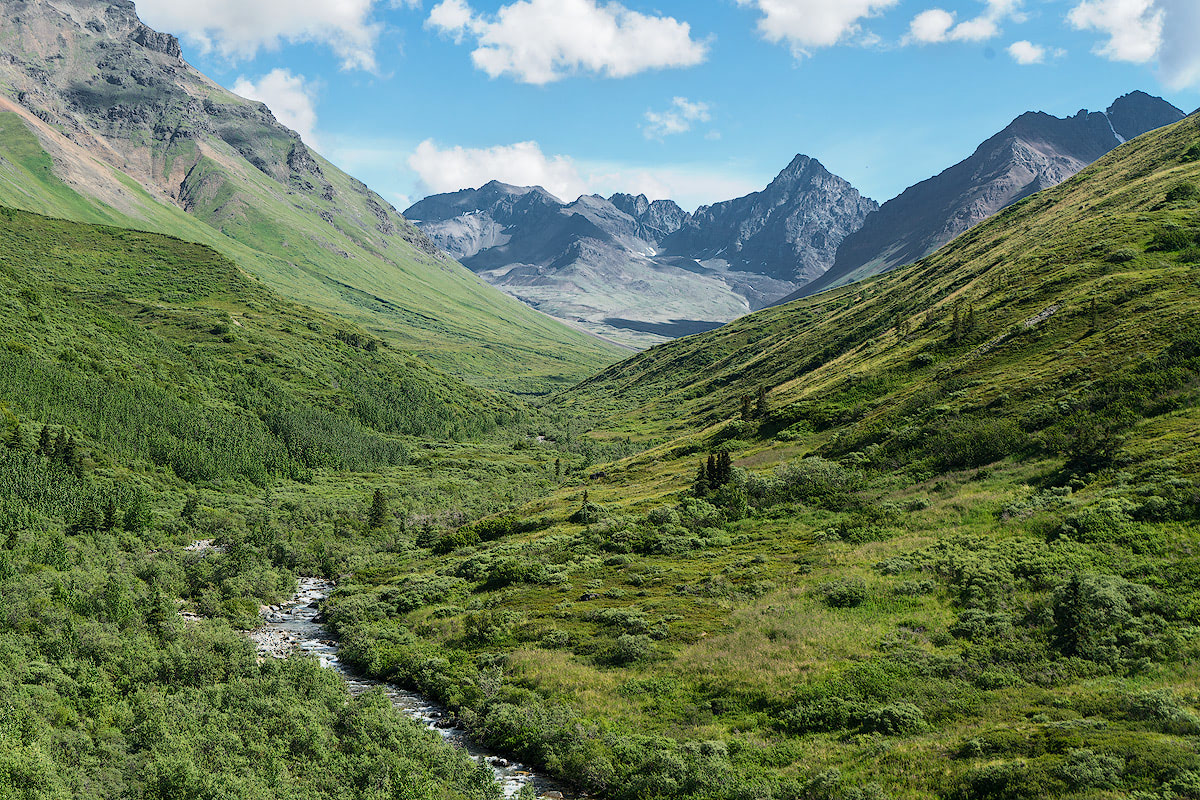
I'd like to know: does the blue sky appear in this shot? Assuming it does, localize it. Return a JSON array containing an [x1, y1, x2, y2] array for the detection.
[[135, 0, 1199, 212]]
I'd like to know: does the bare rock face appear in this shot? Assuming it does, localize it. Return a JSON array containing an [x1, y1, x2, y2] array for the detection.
[[795, 91, 1185, 299], [132, 22, 181, 58], [659, 155, 878, 285]]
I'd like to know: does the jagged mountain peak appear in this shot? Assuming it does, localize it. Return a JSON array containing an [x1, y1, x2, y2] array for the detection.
[[795, 90, 1186, 299]]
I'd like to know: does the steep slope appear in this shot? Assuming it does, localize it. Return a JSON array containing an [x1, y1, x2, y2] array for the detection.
[[407, 183, 754, 347], [0, 0, 621, 391], [322, 113, 1200, 799], [659, 153, 878, 286], [794, 91, 1185, 298]]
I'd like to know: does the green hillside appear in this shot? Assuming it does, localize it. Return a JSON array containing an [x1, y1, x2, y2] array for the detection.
[[309, 114, 1200, 799], [0, 0, 622, 392], [0, 203, 586, 799]]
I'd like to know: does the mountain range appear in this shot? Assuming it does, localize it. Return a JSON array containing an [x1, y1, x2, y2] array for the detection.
[[406, 156, 876, 345], [410, 91, 1183, 338]]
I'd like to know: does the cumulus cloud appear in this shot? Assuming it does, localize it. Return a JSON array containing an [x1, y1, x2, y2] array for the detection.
[[643, 97, 712, 140], [1067, 0, 1162, 63], [735, 0, 899, 56], [905, 0, 1024, 44], [407, 139, 761, 211], [135, 0, 382, 71], [1007, 40, 1046, 63], [232, 70, 321, 146], [425, 0, 708, 84], [1068, 0, 1199, 87], [409, 140, 588, 201]]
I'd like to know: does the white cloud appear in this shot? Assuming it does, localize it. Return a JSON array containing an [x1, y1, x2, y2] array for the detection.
[[1156, 0, 1200, 89], [232, 70, 321, 147], [643, 97, 712, 140], [135, 0, 383, 70], [1068, 0, 1200, 87], [425, 0, 708, 84], [735, 0, 899, 57], [1007, 40, 1045, 63], [409, 140, 589, 201], [1067, 0, 1162, 63], [907, 9, 955, 42], [407, 139, 762, 211], [905, 0, 1024, 44]]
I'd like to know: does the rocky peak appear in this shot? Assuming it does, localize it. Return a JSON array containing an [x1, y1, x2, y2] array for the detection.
[[1106, 90, 1186, 142], [609, 192, 650, 218]]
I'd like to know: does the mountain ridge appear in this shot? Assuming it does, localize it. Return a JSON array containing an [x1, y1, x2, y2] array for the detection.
[[791, 89, 1185, 299]]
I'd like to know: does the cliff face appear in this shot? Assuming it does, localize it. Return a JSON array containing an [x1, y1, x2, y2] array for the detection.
[[795, 91, 1186, 298]]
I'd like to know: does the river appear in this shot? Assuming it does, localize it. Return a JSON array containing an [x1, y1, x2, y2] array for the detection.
[[249, 577, 576, 800]]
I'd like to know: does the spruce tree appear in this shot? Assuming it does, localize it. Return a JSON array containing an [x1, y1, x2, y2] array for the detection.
[[37, 425, 52, 456], [741, 395, 753, 422], [368, 489, 389, 529], [755, 387, 769, 420], [181, 495, 199, 524], [718, 451, 733, 487], [693, 460, 710, 497], [102, 497, 119, 531]]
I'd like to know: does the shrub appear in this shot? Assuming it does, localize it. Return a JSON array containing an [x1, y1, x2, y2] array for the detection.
[[859, 703, 925, 735], [1057, 748, 1124, 790], [612, 633, 652, 664], [819, 579, 869, 608], [1052, 573, 1160, 669], [1106, 245, 1140, 263], [1149, 227, 1196, 252], [1166, 182, 1199, 202]]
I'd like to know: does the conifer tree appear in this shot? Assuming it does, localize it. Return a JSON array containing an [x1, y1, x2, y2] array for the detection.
[[368, 489, 389, 529], [37, 425, 52, 456], [181, 495, 199, 524], [554, 458, 562, 480], [741, 395, 753, 422], [693, 460, 710, 497], [102, 497, 119, 531], [755, 387, 769, 420]]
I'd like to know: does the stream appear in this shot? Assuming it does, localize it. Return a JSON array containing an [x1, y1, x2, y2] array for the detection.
[[249, 577, 576, 800]]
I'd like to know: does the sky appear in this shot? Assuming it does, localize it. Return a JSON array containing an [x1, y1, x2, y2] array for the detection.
[[133, 0, 1200, 213]]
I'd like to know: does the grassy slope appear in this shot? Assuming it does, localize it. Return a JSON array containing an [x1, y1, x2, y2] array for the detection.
[[0, 78, 620, 393], [322, 115, 1200, 799]]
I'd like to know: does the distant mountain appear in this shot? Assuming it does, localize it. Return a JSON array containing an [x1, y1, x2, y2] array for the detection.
[[407, 183, 759, 346], [793, 91, 1185, 299], [0, 0, 620, 391], [407, 157, 875, 345], [659, 154, 878, 285]]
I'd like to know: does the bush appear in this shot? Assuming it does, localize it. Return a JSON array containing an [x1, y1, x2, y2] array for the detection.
[[1106, 245, 1140, 263], [612, 633, 652, 664], [1166, 182, 1199, 202], [1149, 227, 1196, 252], [859, 703, 925, 735], [819, 579, 869, 608], [1057, 749, 1124, 790], [1052, 573, 1161, 669]]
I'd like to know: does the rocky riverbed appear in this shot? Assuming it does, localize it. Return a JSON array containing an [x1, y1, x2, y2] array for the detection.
[[249, 577, 576, 799]]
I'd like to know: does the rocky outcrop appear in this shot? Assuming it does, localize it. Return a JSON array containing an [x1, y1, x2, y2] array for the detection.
[[793, 91, 1185, 299], [131, 22, 181, 58], [658, 155, 878, 285]]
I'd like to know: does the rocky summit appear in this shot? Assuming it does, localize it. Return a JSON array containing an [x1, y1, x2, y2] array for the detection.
[[794, 90, 1186, 298]]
